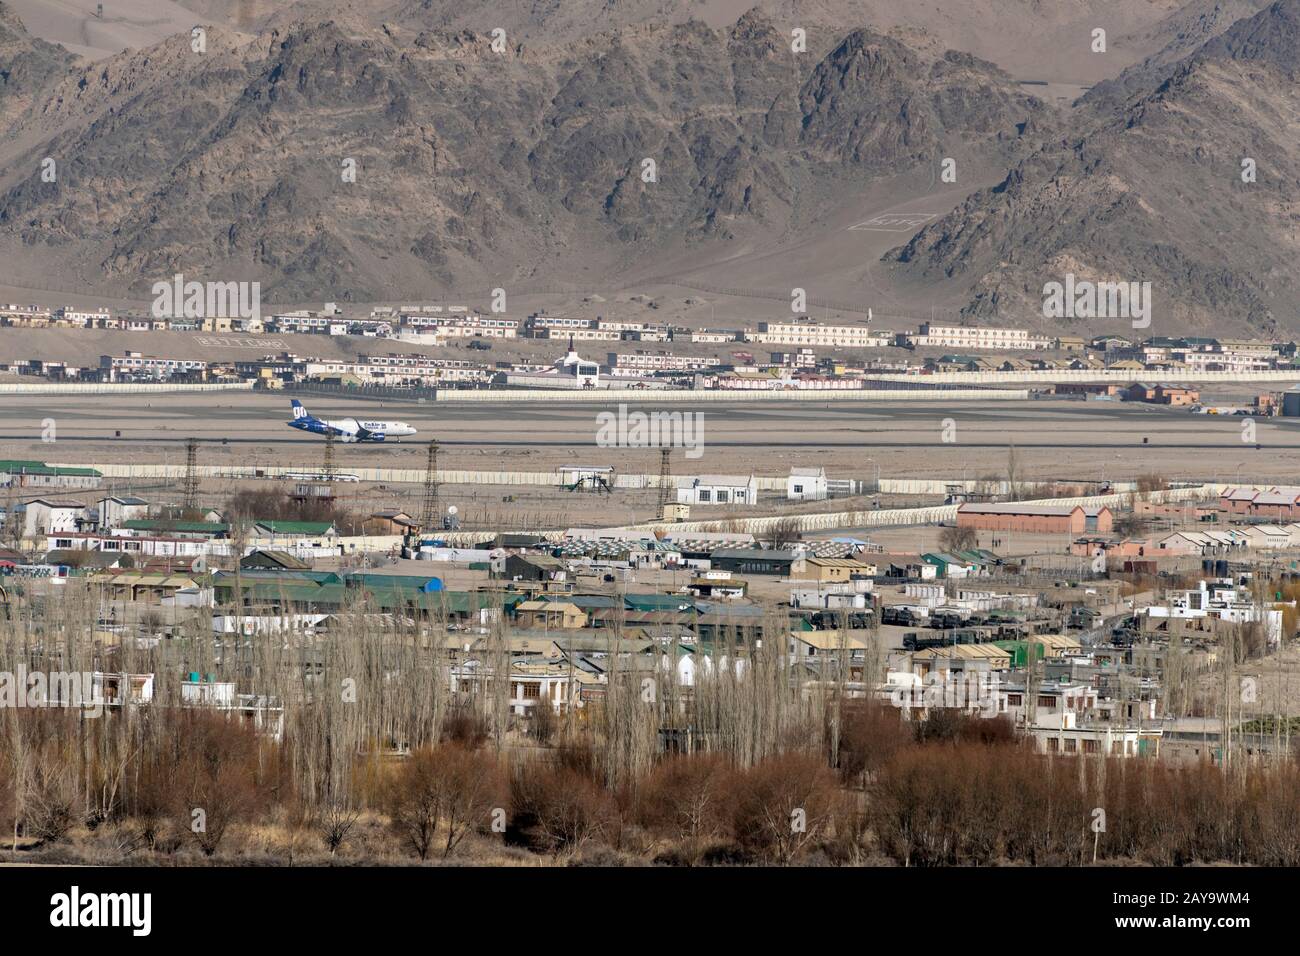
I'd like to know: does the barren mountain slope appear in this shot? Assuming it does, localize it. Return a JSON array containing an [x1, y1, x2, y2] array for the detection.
[[882, 0, 1300, 336], [0, 9, 1046, 302], [0, 1, 76, 126]]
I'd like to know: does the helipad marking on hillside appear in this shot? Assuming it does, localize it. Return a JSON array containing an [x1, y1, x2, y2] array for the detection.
[[848, 213, 938, 232], [194, 336, 288, 350]]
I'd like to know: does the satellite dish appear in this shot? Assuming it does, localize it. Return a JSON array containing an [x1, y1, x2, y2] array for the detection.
[[447, 505, 459, 516], [190, 556, 207, 574]]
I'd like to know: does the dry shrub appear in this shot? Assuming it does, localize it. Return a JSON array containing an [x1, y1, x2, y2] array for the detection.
[[529, 702, 557, 744], [730, 753, 838, 863], [938, 524, 978, 552], [316, 801, 363, 856], [441, 704, 490, 747], [640, 753, 734, 862], [912, 709, 1016, 746], [871, 743, 1300, 867], [510, 758, 614, 855], [2, 711, 81, 848], [23, 759, 78, 845], [875, 743, 1099, 866], [145, 711, 268, 857], [386, 743, 506, 860], [836, 701, 912, 786], [1135, 473, 1169, 494]]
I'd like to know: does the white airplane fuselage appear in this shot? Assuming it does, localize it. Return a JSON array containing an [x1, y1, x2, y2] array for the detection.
[[287, 400, 417, 442]]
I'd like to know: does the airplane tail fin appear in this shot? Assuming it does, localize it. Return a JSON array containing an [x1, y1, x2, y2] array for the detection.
[[290, 399, 310, 420]]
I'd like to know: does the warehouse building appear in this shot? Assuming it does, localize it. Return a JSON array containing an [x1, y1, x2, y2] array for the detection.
[[956, 503, 1113, 535]]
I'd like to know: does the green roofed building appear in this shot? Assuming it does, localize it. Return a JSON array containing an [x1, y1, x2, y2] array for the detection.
[[0, 459, 102, 490], [992, 640, 1045, 669]]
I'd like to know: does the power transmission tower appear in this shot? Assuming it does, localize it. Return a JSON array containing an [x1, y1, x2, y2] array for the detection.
[[322, 429, 336, 480], [306, 430, 337, 513], [419, 439, 440, 532], [182, 437, 200, 514], [657, 447, 672, 516]]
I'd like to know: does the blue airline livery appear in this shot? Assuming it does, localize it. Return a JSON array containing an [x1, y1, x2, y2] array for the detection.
[[286, 399, 417, 442]]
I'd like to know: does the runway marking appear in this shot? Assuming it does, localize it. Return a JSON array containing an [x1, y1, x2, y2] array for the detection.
[[848, 213, 939, 233]]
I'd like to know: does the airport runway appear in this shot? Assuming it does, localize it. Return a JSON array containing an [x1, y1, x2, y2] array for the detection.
[[0, 390, 1294, 482], [0, 434, 1281, 450]]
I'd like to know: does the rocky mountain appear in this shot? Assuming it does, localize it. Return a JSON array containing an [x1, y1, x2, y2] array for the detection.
[[0, 0, 1294, 333], [0, 2, 75, 127], [0, 8, 1044, 302], [1087, 0, 1272, 110], [883, 0, 1300, 334]]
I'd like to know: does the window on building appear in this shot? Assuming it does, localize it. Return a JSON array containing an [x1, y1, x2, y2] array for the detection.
[[520, 682, 542, 699], [1064, 739, 1077, 752]]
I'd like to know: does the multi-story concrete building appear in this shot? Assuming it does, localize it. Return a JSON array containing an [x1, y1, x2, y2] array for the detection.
[[302, 354, 491, 385], [746, 320, 886, 348], [912, 323, 1050, 350], [690, 329, 739, 344], [608, 352, 721, 372], [100, 352, 209, 381], [60, 307, 113, 327], [0, 304, 53, 326], [401, 314, 517, 338]]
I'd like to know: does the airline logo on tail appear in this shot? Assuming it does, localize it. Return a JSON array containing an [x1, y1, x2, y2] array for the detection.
[[285, 400, 417, 442]]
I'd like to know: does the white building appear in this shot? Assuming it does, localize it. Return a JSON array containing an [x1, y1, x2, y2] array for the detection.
[[610, 352, 721, 372], [403, 314, 517, 338], [60, 307, 113, 327], [98, 495, 150, 530], [1144, 579, 1284, 648], [23, 499, 86, 538], [746, 320, 887, 348], [676, 474, 759, 506], [787, 466, 828, 501], [504, 338, 602, 388], [911, 323, 1050, 351]]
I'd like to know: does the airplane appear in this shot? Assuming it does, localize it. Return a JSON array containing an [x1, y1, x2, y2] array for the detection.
[[286, 399, 417, 442]]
